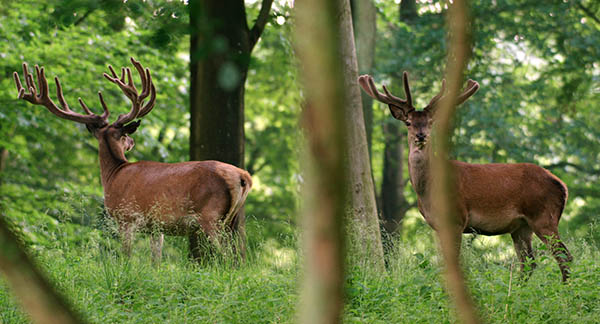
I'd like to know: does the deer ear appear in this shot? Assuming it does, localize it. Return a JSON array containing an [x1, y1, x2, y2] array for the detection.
[[122, 120, 141, 135], [388, 104, 409, 121]]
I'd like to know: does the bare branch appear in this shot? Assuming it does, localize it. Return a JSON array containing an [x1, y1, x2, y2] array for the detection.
[[249, 0, 274, 50]]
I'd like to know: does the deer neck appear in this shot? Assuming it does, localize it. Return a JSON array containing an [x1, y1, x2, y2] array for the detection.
[[97, 133, 128, 188], [407, 140, 432, 197]]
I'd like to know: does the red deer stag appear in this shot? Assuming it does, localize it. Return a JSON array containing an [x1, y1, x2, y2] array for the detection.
[[13, 58, 252, 263], [358, 72, 572, 281]]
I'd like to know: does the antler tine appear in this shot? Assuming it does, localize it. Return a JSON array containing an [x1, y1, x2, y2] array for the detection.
[[106, 58, 157, 127], [382, 84, 407, 105], [130, 58, 147, 96], [357, 75, 377, 98], [136, 70, 156, 119], [54, 77, 71, 111], [24, 63, 37, 96], [402, 71, 413, 108], [425, 79, 446, 110], [35, 65, 46, 98], [456, 79, 480, 105], [97, 92, 111, 120], [358, 74, 413, 110], [13, 62, 108, 126], [366, 76, 394, 104]]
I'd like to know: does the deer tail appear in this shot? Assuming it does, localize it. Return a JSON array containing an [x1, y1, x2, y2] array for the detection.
[[223, 170, 252, 228]]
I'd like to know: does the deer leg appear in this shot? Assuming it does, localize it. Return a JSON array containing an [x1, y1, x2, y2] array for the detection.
[[533, 227, 572, 282], [230, 211, 247, 264], [119, 223, 134, 257], [188, 228, 216, 264], [150, 232, 164, 265], [511, 226, 536, 277]]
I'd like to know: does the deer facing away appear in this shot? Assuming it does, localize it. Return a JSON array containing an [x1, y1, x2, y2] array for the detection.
[[359, 72, 572, 281], [14, 58, 252, 262]]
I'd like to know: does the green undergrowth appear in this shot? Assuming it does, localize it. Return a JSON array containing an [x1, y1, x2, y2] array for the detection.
[[345, 228, 600, 323], [1, 210, 599, 323]]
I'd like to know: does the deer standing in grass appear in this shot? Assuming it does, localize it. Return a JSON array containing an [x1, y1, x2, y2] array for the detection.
[[14, 58, 252, 263], [359, 72, 572, 281]]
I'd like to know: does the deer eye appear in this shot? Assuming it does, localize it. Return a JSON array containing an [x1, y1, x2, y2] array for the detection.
[[405, 122, 411, 126]]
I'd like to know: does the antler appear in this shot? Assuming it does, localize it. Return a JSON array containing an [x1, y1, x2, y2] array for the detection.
[[425, 78, 479, 112], [425, 79, 446, 110], [357, 72, 414, 112], [456, 79, 479, 105], [13, 63, 109, 126], [103, 57, 156, 127]]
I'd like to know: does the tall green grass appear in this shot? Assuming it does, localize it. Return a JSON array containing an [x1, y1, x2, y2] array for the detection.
[[1, 211, 599, 323]]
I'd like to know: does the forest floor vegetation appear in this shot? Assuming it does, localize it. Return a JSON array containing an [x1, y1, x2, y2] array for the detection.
[[1, 207, 599, 323]]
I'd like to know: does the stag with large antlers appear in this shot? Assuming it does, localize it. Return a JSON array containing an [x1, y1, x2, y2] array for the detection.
[[14, 58, 252, 263], [359, 72, 572, 281]]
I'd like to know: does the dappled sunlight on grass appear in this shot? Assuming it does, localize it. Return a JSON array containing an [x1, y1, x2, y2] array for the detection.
[[259, 238, 297, 271]]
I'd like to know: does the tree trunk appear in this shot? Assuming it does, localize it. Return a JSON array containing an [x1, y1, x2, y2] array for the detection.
[[189, 0, 249, 167], [189, 0, 272, 259], [351, 0, 382, 220], [295, 0, 348, 322], [381, 122, 407, 234], [379, 0, 417, 235], [0, 217, 84, 324], [432, 0, 481, 323], [340, 0, 385, 271], [400, 0, 418, 22], [351, 0, 376, 156]]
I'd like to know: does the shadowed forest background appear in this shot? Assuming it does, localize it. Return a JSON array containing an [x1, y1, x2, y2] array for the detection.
[[0, 0, 599, 323]]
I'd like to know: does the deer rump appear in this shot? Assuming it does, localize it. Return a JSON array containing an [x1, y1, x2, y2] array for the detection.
[[432, 162, 568, 236], [104, 160, 252, 235]]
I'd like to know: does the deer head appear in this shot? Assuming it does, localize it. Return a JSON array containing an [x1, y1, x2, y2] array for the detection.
[[358, 72, 479, 150], [13, 57, 156, 156]]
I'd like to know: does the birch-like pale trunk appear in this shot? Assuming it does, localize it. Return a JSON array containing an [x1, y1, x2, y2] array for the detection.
[[339, 0, 385, 271]]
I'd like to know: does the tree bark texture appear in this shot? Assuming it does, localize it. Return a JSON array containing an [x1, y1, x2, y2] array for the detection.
[[380, 122, 407, 234], [189, 0, 272, 167], [189, 0, 272, 259], [379, 0, 417, 234], [400, 0, 418, 22], [339, 0, 385, 271], [295, 0, 348, 323], [0, 216, 84, 324], [351, 0, 376, 156]]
